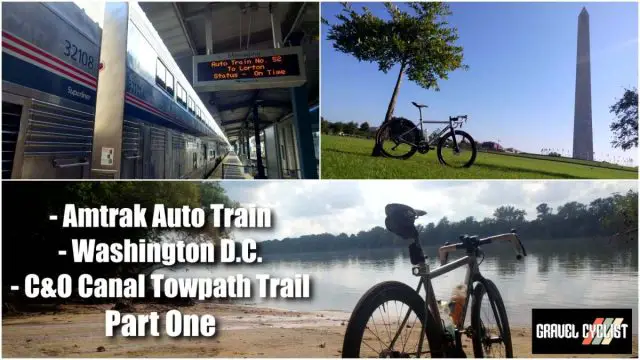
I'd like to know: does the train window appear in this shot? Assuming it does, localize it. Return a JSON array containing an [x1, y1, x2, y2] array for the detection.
[[196, 107, 201, 120], [156, 58, 166, 88], [166, 71, 174, 97], [176, 83, 186, 107], [188, 96, 194, 114]]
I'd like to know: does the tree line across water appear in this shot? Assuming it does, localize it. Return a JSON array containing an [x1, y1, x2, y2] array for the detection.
[[259, 190, 638, 255]]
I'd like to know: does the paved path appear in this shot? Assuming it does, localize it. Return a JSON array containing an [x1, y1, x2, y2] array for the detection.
[[220, 152, 246, 179]]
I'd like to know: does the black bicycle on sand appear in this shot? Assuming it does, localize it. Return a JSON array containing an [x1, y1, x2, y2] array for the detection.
[[342, 204, 527, 358], [376, 102, 478, 168]]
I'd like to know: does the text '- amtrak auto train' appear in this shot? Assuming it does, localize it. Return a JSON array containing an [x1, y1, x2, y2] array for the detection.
[[2, 2, 231, 179]]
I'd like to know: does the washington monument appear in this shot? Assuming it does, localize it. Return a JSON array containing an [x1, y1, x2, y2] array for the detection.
[[573, 7, 593, 161]]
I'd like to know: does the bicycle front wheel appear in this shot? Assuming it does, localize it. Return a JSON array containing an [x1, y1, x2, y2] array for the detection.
[[342, 281, 444, 358], [436, 130, 477, 168], [470, 279, 513, 358]]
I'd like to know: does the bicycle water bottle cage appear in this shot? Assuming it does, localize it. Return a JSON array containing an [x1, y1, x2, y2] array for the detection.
[[384, 204, 426, 240]]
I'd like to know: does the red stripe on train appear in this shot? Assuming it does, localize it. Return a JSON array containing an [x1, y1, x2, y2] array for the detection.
[[2, 31, 97, 84], [2, 41, 96, 89]]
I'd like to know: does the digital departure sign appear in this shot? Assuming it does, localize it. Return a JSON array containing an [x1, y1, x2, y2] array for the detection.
[[192, 47, 307, 91], [197, 54, 300, 82]]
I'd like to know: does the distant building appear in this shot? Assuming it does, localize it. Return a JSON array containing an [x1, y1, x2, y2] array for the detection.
[[481, 141, 503, 151]]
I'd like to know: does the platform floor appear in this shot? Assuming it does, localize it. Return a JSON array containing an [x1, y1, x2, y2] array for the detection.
[[220, 152, 248, 179]]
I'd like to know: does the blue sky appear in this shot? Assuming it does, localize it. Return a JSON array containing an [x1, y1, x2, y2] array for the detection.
[[321, 2, 638, 166]]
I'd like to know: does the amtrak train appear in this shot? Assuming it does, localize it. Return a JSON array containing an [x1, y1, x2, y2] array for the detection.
[[2, 2, 231, 179]]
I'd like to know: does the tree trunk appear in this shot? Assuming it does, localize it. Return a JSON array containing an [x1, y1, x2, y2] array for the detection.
[[372, 61, 407, 156]]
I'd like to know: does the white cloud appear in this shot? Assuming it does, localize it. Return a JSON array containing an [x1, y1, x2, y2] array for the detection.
[[221, 180, 637, 241]]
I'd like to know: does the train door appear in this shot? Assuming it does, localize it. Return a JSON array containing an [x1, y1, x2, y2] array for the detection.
[[121, 119, 142, 179], [2, 96, 24, 179], [9, 99, 93, 179], [203, 143, 208, 163], [173, 134, 185, 178], [149, 126, 166, 179]]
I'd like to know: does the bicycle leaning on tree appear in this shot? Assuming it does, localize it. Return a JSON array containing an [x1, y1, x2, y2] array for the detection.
[[341, 203, 527, 358], [375, 102, 478, 168]]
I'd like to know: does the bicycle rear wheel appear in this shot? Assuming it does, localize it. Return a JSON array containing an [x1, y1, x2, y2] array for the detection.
[[342, 281, 444, 358], [470, 279, 513, 358], [376, 120, 420, 160]]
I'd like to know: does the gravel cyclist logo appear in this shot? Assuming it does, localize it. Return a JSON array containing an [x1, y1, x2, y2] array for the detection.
[[582, 318, 628, 345], [532, 309, 632, 354]]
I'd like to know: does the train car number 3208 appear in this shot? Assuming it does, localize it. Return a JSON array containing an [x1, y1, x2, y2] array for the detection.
[[64, 40, 95, 70]]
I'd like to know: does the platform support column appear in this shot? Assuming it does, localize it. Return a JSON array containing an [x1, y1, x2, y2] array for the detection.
[[90, 2, 129, 179], [252, 105, 266, 179], [205, 6, 214, 54], [244, 128, 251, 162], [269, 4, 282, 48], [290, 85, 318, 179]]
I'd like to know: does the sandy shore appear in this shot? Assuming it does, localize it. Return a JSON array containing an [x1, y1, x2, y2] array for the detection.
[[3, 303, 637, 358]]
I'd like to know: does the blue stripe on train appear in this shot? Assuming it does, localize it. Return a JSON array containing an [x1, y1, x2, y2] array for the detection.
[[2, 51, 96, 107], [2, 52, 206, 136]]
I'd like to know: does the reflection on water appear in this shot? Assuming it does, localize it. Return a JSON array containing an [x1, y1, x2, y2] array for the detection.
[[160, 238, 638, 333]]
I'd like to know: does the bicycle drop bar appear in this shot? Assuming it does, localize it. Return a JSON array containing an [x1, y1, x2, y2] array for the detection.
[[437, 230, 527, 266]]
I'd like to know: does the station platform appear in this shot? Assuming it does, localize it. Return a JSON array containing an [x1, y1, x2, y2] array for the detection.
[[209, 151, 248, 179]]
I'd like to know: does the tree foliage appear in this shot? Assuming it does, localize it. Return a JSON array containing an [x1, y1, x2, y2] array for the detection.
[[610, 87, 638, 151], [323, 2, 467, 90]]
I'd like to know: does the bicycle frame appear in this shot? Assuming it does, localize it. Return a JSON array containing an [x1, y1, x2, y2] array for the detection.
[[387, 106, 467, 150], [389, 232, 526, 357]]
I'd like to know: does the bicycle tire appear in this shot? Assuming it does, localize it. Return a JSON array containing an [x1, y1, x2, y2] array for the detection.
[[376, 120, 420, 160], [436, 130, 477, 168], [342, 281, 444, 358], [470, 278, 513, 358]]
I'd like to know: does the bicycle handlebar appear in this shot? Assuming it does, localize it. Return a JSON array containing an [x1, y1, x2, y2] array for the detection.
[[437, 230, 527, 266]]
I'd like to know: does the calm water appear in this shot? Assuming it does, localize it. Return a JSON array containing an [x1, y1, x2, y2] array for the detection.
[[161, 238, 638, 333]]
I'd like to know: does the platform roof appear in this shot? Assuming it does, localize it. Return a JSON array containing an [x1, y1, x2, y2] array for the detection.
[[139, 2, 319, 142]]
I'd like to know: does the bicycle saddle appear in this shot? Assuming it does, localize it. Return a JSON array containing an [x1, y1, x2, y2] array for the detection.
[[385, 203, 426, 218], [411, 101, 428, 109], [384, 204, 426, 240]]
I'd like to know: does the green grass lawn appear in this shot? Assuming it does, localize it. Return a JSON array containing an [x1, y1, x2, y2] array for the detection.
[[321, 135, 638, 179]]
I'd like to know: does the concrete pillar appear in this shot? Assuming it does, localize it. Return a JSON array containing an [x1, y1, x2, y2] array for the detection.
[[90, 2, 129, 179], [290, 85, 318, 179], [572, 7, 593, 161]]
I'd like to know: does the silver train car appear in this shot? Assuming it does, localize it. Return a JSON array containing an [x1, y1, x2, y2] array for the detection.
[[2, 2, 231, 179]]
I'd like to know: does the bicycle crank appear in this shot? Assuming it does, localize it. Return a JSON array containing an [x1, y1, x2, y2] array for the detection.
[[417, 143, 431, 154]]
